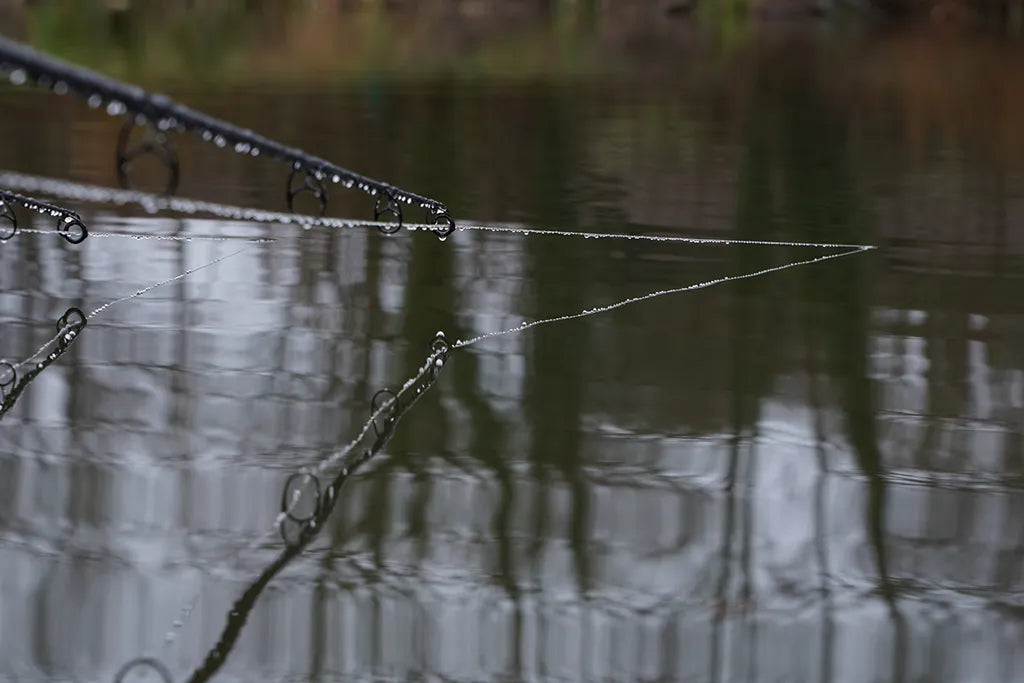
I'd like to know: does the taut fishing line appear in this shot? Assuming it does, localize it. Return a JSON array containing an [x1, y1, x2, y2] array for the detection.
[[451, 244, 874, 348]]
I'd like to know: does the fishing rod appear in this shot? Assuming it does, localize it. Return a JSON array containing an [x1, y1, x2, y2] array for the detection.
[[0, 37, 455, 236], [0, 307, 85, 419], [0, 188, 87, 243]]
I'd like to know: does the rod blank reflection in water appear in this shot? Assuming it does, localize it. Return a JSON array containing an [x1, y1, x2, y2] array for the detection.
[[113, 334, 453, 683], [0, 307, 86, 420], [0, 37, 455, 234]]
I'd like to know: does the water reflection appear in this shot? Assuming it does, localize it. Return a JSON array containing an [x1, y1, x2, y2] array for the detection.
[[2, 214, 1022, 680]]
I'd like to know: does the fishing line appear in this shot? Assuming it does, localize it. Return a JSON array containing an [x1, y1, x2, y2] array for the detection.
[[446, 222, 872, 250], [452, 245, 875, 348]]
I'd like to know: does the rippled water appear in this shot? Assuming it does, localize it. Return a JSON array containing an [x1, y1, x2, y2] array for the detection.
[[2, 13, 1024, 683]]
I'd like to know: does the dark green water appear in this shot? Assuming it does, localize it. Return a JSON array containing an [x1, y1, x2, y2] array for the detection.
[[1, 9, 1024, 683]]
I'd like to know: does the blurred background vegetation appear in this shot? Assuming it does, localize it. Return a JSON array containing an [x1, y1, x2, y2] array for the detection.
[[0, 0, 1021, 87]]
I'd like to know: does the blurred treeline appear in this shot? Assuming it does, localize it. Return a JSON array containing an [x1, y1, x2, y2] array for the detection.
[[0, 0, 1022, 87]]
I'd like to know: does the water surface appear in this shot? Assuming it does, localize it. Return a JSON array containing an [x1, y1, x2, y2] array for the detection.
[[1, 10, 1024, 682]]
